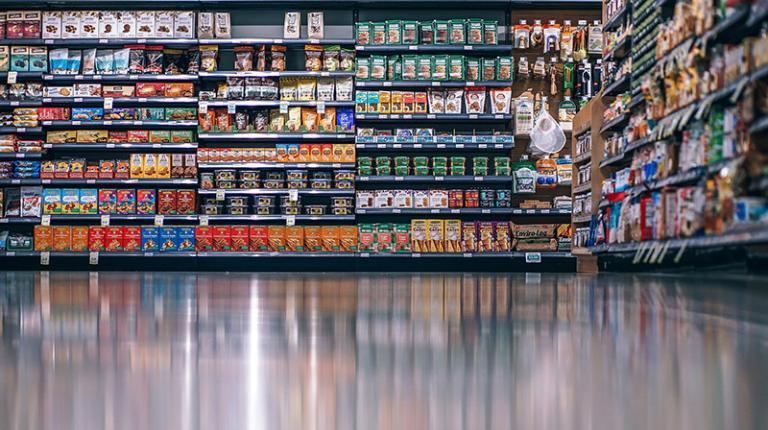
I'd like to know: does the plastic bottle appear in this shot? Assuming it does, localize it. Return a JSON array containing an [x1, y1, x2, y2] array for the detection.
[[592, 59, 602, 95]]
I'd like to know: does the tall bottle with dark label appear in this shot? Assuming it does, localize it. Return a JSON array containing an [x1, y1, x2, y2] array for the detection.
[[574, 59, 584, 98], [581, 59, 592, 98], [592, 59, 603, 95]]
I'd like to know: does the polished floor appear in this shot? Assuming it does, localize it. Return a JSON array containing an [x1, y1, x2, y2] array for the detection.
[[0, 272, 767, 430]]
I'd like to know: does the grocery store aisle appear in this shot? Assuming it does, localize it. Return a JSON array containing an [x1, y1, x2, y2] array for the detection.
[[0, 272, 766, 430]]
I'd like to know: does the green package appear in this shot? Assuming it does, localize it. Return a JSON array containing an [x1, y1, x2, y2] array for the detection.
[[449, 56, 465, 80], [394, 165, 409, 176], [356, 22, 372, 45], [563, 60, 574, 90], [402, 21, 419, 44], [466, 57, 480, 81], [483, 20, 498, 45], [358, 156, 373, 167], [481, 57, 497, 81], [494, 157, 511, 168], [165, 107, 196, 121], [375, 165, 391, 176], [432, 156, 447, 167], [497, 57, 513, 81], [467, 19, 484, 45], [473, 156, 489, 169], [414, 165, 430, 176], [358, 166, 373, 176], [402, 55, 418, 80], [451, 165, 467, 176], [416, 56, 433, 80], [376, 156, 391, 166], [451, 156, 466, 167], [495, 166, 511, 176], [394, 156, 410, 166], [433, 55, 448, 81], [433, 165, 448, 176], [386, 20, 402, 44], [371, 22, 386, 45], [449, 19, 466, 44], [370, 55, 387, 80], [387, 55, 402, 80], [434, 20, 450, 44], [359, 224, 375, 252], [413, 156, 429, 167], [420, 21, 435, 44], [356, 57, 370, 80], [393, 224, 410, 253]]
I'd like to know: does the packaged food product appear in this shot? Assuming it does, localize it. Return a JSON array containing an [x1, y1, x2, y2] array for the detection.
[[445, 89, 463, 114], [118, 11, 136, 38], [305, 44, 323, 71], [307, 11, 324, 39], [200, 45, 218, 72], [464, 87, 486, 114], [214, 12, 231, 38], [386, 20, 401, 44], [514, 20, 531, 49], [198, 12, 214, 38], [355, 22, 371, 45], [155, 11, 175, 38], [371, 22, 386, 45], [42, 11, 62, 39], [283, 12, 300, 39], [428, 90, 444, 114], [175, 11, 195, 39], [449, 19, 465, 44]]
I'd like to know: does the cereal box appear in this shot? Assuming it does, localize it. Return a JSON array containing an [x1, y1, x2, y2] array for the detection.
[[195, 226, 213, 251], [462, 222, 477, 252], [339, 226, 358, 251], [231, 226, 249, 251], [285, 226, 304, 252], [79, 10, 99, 39], [316, 226, 335, 252], [177, 190, 195, 215], [105, 226, 124, 252], [71, 226, 89, 251], [393, 224, 410, 253], [143, 153, 158, 178], [177, 227, 195, 251], [98, 189, 116, 214], [61, 188, 80, 214], [184, 154, 197, 178], [42, 189, 62, 214], [34, 225, 53, 251], [88, 226, 105, 251], [136, 11, 155, 38], [445, 220, 461, 253], [159, 227, 177, 252], [61, 11, 81, 39], [79, 189, 97, 214], [118, 11, 136, 38], [304, 226, 322, 252], [411, 219, 428, 253], [116, 189, 136, 214], [157, 189, 177, 215], [141, 226, 159, 252], [427, 219, 444, 253], [174, 11, 195, 39], [136, 189, 156, 214], [268, 225, 286, 252], [212, 226, 231, 252], [53, 226, 71, 252], [123, 227, 141, 251], [249, 226, 269, 251], [130, 154, 144, 178], [358, 224, 375, 252]]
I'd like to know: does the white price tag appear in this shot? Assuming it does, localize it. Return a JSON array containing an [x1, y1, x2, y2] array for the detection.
[[286, 215, 296, 226], [17, 127, 26, 133], [74, 97, 83, 102], [309, 38, 320, 44], [106, 143, 115, 148], [481, 209, 491, 214], [435, 176, 444, 181], [129, 75, 138, 80], [408, 45, 418, 50], [469, 114, 478, 119], [216, 189, 225, 201], [280, 101, 289, 113], [86, 179, 96, 184], [394, 176, 404, 181], [316, 101, 326, 114], [144, 252, 154, 257], [466, 81, 475, 86], [403, 114, 412, 119], [99, 38, 108, 44], [478, 144, 487, 148], [72, 120, 81, 125], [431, 81, 441, 87], [93, 75, 102, 80], [463, 252, 472, 258], [463, 45, 473, 50], [430, 209, 439, 214], [43, 97, 51, 103], [414, 143, 422, 148], [456, 143, 464, 148], [103, 120, 112, 125], [45, 39, 54, 44], [320, 71, 330, 77], [74, 75, 84, 80], [89, 252, 99, 265], [11, 179, 20, 184], [10, 101, 19, 106], [199, 215, 209, 226], [427, 114, 436, 119], [0, 218, 8, 224], [103, 97, 113, 110], [525, 252, 542, 263], [392, 208, 401, 213], [389, 114, 399, 119], [154, 215, 164, 226], [41, 215, 51, 226], [526, 209, 535, 214], [7, 71, 17, 84], [451, 209, 460, 214], [152, 143, 161, 148], [101, 215, 110, 227], [474, 176, 484, 181], [15, 153, 23, 158], [227, 102, 237, 114], [377, 143, 386, 148], [40, 251, 50, 266], [393, 143, 402, 148], [494, 114, 503, 119], [437, 143, 446, 148], [383, 81, 393, 87], [138, 97, 147, 103], [288, 189, 299, 202]]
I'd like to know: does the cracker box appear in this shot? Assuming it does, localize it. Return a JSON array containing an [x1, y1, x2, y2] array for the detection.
[[461, 221, 477, 252], [358, 224, 375, 252], [285, 226, 304, 252], [177, 190, 195, 215], [42, 189, 62, 214], [231, 226, 249, 251], [478, 222, 495, 253], [212, 226, 231, 251], [88, 226, 105, 251], [427, 219, 444, 253], [494, 222, 511, 252], [268, 225, 286, 252], [34, 225, 53, 252], [410, 219, 428, 253], [143, 153, 158, 178], [304, 226, 322, 251], [98, 189, 117, 214], [159, 227, 177, 252], [177, 227, 195, 251], [79, 189, 98, 214], [445, 220, 461, 253], [53, 226, 72, 252], [157, 189, 177, 215], [184, 154, 197, 178], [61, 188, 80, 214], [393, 223, 410, 253], [130, 153, 144, 178], [249, 226, 269, 251], [318, 226, 337, 252], [195, 226, 213, 251], [71, 226, 89, 251], [141, 226, 159, 251], [123, 227, 141, 251], [61, 11, 80, 39], [337, 226, 357, 251], [42, 11, 62, 39], [128, 130, 149, 143], [116, 189, 136, 214], [115, 159, 130, 179], [105, 226, 124, 252]]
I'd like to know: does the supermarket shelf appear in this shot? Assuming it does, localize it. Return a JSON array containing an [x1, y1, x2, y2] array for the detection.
[[42, 97, 198, 105], [358, 252, 574, 258], [197, 188, 354, 196], [600, 151, 629, 168], [623, 160, 739, 196], [198, 71, 355, 78], [574, 126, 591, 138], [356, 80, 513, 88], [623, 136, 651, 153], [1, 215, 198, 224], [632, 38, 657, 62], [0, 71, 43, 80], [42, 120, 198, 128], [44, 143, 198, 151], [571, 247, 592, 256], [573, 182, 591, 194], [573, 152, 591, 164], [356, 208, 572, 215], [0, 217, 41, 224], [603, 36, 631, 61], [0, 179, 43, 185], [628, 93, 646, 110], [0, 100, 43, 107], [356, 142, 514, 150], [36, 178, 198, 186], [356, 175, 513, 183], [0, 152, 42, 159], [0, 251, 198, 258], [572, 214, 592, 224], [43, 74, 199, 82], [356, 113, 512, 121], [197, 133, 354, 141], [202, 100, 355, 107], [204, 215, 355, 222], [198, 162, 355, 169], [35, 38, 198, 46], [200, 38, 356, 46], [196, 252, 357, 257], [602, 75, 630, 98], [600, 114, 629, 133], [0, 127, 43, 134], [355, 44, 512, 53], [603, 5, 628, 31], [748, 115, 768, 135]]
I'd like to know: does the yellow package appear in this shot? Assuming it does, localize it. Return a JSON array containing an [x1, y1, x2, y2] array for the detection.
[[297, 77, 316, 101], [157, 154, 171, 178], [130, 153, 144, 178], [445, 219, 461, 253], [143, 153, 157, 178], [390, 91, 403, 113], [286, 107, 302, 132], [279, 77, 298, 101], [378, 90, 391, 114], [427, 219, 444, 253], [411, 219, 428, 253]]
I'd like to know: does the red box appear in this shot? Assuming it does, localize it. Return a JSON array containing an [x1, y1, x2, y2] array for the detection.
[[88, 226, 106, 251], [177, 190, 196, 215], [115, 160, 130, 179], [34, 226, 53, 251], [231, 226, 249, 251], [116, 189, 136, 214], [71, 226, 89, 252], [108, 131, 129, 143], [99, 160, 115, 179], [123, 227, 141, 251], [84, 161, 100, 179], [195, 226, 213, 251], [158, 189, 177, 215], [136, 82, 166, 97], [249, 226, 269, 251], [127, 130, 150, 143], [212, 226, 231, 252], [105, 226, 124, 252], [52, 226, 71, 251]]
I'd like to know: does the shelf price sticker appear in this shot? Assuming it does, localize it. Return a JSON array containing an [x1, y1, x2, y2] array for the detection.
[[198, 101, 208, 114], [100, 215, 110, 227], [7, 71, 17, 84], [280, 101, 289, 113], [525, 252, 542, 263], [89, 252, 99, 266], [103, 97, 113, 110], [463, 253, 472, 258], [316, 101, 326, 114], [154, 215, 164, 226], [199, 215, 209, 226], [286, 215, 296, 226], [41, 215, 51, 226], [288, 189, 299, 202], [227, 102, 237, 114], [40, 251, 50, 266], [216, 189, 225, 201]]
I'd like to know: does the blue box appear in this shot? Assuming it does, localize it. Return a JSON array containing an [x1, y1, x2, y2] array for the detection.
[[141, 226, 159, 252], [159, 227, 178, 252], [176, 227, 195, 252]]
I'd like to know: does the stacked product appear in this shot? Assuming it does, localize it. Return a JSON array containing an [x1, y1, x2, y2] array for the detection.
[[195, 225, 359, 252], [33, 225, 196, 252]]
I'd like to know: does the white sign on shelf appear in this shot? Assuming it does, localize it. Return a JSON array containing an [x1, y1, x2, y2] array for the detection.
[[288, 189, 299, 202], [7, 71, 17, 84], [286, 215, 296, 226], [216, 189, 225, 201], [41, 215, 51, 226], [89, 252, 99, 265], [198, 101, 208, 114], [154, 215, 164, 226], [316, 101, 326, 114], [280, 101, 289, 114], [199, 215, 209, 226], [227, 102, 237, 114], [103, 97, 114, 110], [100, 215, 110, 227], [40, 251, 50, 266]]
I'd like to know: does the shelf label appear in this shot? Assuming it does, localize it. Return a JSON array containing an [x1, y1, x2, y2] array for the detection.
[[393, 143, 402, 148], [106, 143, 115, 148], [288, 189, 299, 202], [154, 215, 164, 226], [10, 101, 19, 106], [435, 176, 444, 181], [0, 218, 8, 224], [392, 208, 401, 213], [74, 97, 83, 102], [101, 215, 110, 227], [41, 215, 51, 226], [463, 45, 473, 50], [72, 120, 81, 125], [286, 215, 296, 226], [481, 209, 490, 214], [138, 97, 147, 103], [431, 81, 441, 87], [360, 252, 370, 257], [427, 114, 436, 119], [93, 75, 102, 80], [436, 143, 446, 148], [11, 179, 20, 184], [408, 45, 418, 50], [44, 39, 54, 44], [199, 215, 209, 226], [103, 97, 114, 110], [456, 143, 464, 148], [7, 71, 17, 84], [525, 252, 542, 263], [412, 253, 421, 258], [389, 114, 399, 119], [403, 114, 412, 119], [89, 251, 99, 265], [430, 209, 439, 214], [494, 114, 504, 119], [86, 179, 96, 184], [541, 209, 550, 214], [99, 38, 108, 44], [474, 176, 484, 181], [43, 97, 52, 103], [17, 127, 26, 133], [216, 189, 225, 201], [40, 251, 50, 266], [394, 176, 404, 181], [413, 143, 422, 148], [463, 253, 472, 258], [279, 101, 289, 113], [526, 209, 536, 214], [469, 114, 478, 119], [144, 252, 154, 257], [383, 81, 392, 87], [478, 144, 487, 148], [316, 101, 326, 114], [451, 209, 460, 214], [15, 153, 24, 158], [227, 102, 237, 114], [129, 75, 139, 80], [466, 81, 475, 86], [103, 120, 112, 125], [377, 143, 386, 148]]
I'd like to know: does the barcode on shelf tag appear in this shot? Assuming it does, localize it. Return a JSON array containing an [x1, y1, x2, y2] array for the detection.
[[227, 102, 237, 114], [525, 252, 542, 263], [525, 209, 536, 214], [280, 101, 289, 113], [199, 215, 209, 226], [154, 215, 164, 226], [100, 215, 110, 227], [495, 114, 504, 119], [541, 209, 550, 214], [286, 215, 296, 226], [430, 209, 439, 213], [316, 101, 326, 114], [427, 114, 436, 119], [40, 251, 50, 266], [7, 71, 17, 84], [41, 215, 51, 226], [216, 189, 225, 201], [403, 114, 412, 119], [389, 114, 399, 119], [89, 252, 99, 265], [288, 189, 299, 202], [198, 101, 208, 113]]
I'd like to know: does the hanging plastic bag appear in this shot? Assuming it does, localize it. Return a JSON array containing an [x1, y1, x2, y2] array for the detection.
[[529, 108, 566, 158]]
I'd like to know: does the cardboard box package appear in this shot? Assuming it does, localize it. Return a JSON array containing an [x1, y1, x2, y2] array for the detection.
[[339, 226, 358, 252], [53, 226, 71, 252], [249, 226, 269, 251], [34, 225, 53, 251], [268, 225, 286, 252]]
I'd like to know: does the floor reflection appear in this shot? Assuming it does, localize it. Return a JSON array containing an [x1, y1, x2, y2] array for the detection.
[[0, 272, 767, 430]]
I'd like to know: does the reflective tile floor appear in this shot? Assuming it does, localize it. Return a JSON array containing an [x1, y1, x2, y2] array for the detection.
[[0, 272, 767, 430]]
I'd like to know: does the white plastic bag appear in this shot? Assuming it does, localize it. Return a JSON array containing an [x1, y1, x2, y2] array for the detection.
[[530, 109, 566, 158]]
